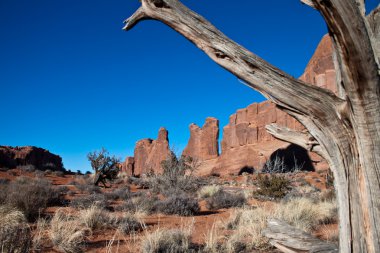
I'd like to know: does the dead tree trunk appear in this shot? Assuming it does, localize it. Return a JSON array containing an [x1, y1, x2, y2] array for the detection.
[[123, 1, 380, 252], [263, 219, 338, 252]]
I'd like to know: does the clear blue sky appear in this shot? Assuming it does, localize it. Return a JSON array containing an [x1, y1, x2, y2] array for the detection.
[[1, 0, 378, 172]]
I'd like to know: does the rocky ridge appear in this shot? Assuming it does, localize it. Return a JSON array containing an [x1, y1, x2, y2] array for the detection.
[[122, 35, 335, 176]]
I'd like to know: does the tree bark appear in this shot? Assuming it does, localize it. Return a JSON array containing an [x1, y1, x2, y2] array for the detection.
[[123, 1, 380, 252]]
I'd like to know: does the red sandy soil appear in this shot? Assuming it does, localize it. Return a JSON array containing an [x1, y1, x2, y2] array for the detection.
[[0, 168, 337, 253]]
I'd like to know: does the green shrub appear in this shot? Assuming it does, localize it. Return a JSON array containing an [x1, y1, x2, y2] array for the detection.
[[254, 174, 291, 199]]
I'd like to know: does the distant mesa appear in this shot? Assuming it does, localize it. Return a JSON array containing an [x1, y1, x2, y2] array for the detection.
[[121, 35, 335, 177], [0, 146, 65, 172]]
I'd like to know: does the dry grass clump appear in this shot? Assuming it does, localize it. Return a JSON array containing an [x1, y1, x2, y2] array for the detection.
[[224, 197, 337, 250], [78, 205, 116, 231], [274, 197, 337, 232], [141, 229, 192, 253], [198, 185, 220, 199], [32, 218, 49, 252], [119, 193, 159, 214], [0, 205, 32, 253], [79, 205, 144, 235], [50, 210, 87, 253]]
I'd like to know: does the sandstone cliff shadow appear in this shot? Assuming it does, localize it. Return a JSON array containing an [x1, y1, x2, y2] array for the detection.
[[263, 144, 314, 172], [238, 166, 255, 175]]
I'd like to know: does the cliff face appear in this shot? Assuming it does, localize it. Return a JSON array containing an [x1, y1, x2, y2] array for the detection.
[[123, 35, 335, 176], [132, 127, 170, 176], [182, 35, 335, 176], [0, 146, 64, 171], [182, 117, 219, 161]]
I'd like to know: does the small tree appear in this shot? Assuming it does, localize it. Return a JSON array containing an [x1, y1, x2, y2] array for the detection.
[[87, 148, 120, 187]]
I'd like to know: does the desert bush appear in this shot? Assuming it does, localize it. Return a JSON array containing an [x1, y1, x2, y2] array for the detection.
[[206, 189, 246, 210], [75, 183, 102, 194], [70, 194, 108, 210], [118, 194, 159, 214], [34, 170, 44, 178], [284, 184, 320, 201], [141, 229, 192, 253], [0, 205, 32, 253], [254, 174, 291, 199], [118, 213, 144, 234], [53, 171, 65, 177], [44, 169, 53, 175], [50, 210, 86, 253], [148, 154, 203, 196], [198, 185, 220, 199], [19, 164, 36, 173], [128, 176, 150, 189], [87, 148, 120, 187], [104, 187, 130, 201], [156, 195, 200, 216], [2, 177, 65, 221]]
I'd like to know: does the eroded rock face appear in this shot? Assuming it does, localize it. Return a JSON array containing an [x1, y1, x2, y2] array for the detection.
[[182, 117, 219, 161], [0, 146, 64, 171], [300, 34, 337, 93], [186, 35, 335, 176], [133, 127, 170, 176], [124, 35, 335, 176], [121, 157, 134, 176]]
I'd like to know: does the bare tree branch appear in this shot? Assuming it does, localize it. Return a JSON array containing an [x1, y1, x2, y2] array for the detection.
[[266, 124, 326, 158], [300, 0, 315, 9], [123, 0, 343, 121]]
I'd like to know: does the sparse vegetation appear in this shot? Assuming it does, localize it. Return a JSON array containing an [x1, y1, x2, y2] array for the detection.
[[70, 193, 109, 210], [147, 153, 203, 196], [206, 189, 246, 210], [0, 177, 66, 221]]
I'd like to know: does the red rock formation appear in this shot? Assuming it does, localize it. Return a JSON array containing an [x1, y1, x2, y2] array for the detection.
[[125, 35, 335, 176], [182, 117, 219, 160], [300, 34, 337, 93], [185, 35, 334, 176], [133, 127, 170, 176], [121, 157, 134, 176], [0, 146, 64, 171]]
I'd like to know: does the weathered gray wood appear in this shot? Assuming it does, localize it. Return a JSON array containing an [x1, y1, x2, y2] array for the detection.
[[123, 1, 380, 252], [263, 219, 338, 253]]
